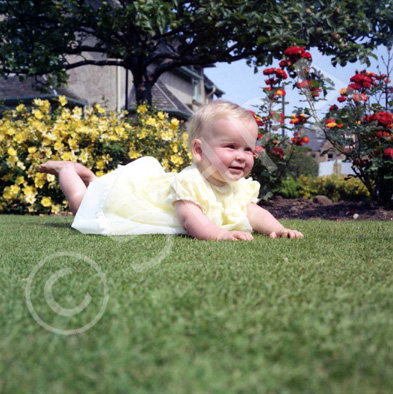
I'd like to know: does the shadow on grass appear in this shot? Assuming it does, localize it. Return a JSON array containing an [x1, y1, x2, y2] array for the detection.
[[43, 222, 73, 229]]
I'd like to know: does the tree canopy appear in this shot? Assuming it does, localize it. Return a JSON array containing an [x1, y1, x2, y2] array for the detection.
[[1, 0, 392, 105]]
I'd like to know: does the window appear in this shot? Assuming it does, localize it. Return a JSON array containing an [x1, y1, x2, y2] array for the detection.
[[193, 79, 199, 102]]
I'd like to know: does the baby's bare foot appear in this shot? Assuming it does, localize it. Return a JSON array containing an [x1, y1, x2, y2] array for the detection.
[[39, 161, 72, 175]]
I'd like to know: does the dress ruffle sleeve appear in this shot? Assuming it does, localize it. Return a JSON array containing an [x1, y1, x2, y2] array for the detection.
[[168, 165, 213, 214], [235, 177, 260, 205]]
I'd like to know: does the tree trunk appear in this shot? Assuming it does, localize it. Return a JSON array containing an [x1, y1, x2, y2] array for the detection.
[[132, 71, 154, 107]]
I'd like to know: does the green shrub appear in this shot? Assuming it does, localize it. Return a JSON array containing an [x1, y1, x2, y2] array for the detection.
[[278, 177, 303, 198], [287, 151, 319, 179]]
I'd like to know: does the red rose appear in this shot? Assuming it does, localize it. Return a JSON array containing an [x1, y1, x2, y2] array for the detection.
[[348, 83, 362, 91], [383, 147, 393, 158], [290, 135, 309, 146], [377, 131, 390, 138], [337, 97, 347, 103], [275, 69, 288, 79], [279, 59, 291, 68], [376, 74, 387, 80], [370, 112, 393, 128], [301, 52, 312, 60], [329, 105, 338, 111], [263, 68, 276, 75], [284, 46, 305, 57], [270, 147, 284, 159]]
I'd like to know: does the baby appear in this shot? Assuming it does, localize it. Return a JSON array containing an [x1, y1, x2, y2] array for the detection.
[[40, 100, 303, 240]]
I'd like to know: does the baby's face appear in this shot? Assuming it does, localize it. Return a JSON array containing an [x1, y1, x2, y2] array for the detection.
[[193, 116, 258, 186]]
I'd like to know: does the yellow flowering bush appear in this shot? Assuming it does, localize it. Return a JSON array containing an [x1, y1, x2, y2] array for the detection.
[[297, 175, 370, 202], [0, 98, 192, 214]]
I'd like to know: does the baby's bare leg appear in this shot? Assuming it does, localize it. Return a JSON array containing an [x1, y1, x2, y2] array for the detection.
[[39, 161, 97, 214]]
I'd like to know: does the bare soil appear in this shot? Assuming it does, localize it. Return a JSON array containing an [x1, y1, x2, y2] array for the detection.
[[259, 196, 393, 221]]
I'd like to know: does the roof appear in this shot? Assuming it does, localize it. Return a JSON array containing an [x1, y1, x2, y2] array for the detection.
[[0, 76, 88, 107], [129, 80, 193, 120], [303, 126, 326, 151]]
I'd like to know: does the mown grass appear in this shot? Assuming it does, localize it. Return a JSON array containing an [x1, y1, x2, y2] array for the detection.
[[0, 215, 392, 393]]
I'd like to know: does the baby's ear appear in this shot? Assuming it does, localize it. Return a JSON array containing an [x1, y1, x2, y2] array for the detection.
[[191, 139, 203, 162]]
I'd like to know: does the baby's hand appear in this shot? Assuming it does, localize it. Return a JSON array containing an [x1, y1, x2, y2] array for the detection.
[[217, 231, 254, 241], [269, 227, 304, 239]]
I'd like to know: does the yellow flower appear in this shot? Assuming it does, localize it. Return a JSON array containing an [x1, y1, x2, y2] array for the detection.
[[33, 109, 43, 120], [54, 141, 65, 151], [115, 126, 125, 137], [24, 193, 36, 205], [59, 96, 68, 106], [161, 158, 169, 170], [47, 174, 55, 182], [6, 185, 20, 199], [137, 104, 148, 114], [169, 118, 179, 130], [7, 156, 18, 166], [3, 187, 13, 200], [51, 204, 61, 214], [6, 127, 15, 136], [72, 107, 82, 119], [137, 129, 148, 139], [96, 171, 105, 177], [23, 185, 37, 195], [161, 130, 173, 141], [28, 146, 37, 154], [34, 174, 46, 188], [157, 111, 166, 120], [61, 151, 74, 161], [41, 147, 53, 159], [15, 176, 25, 185], [16, 104, 25, 112], [95, 160, 106, 170], [68, 139, 78, 151], [128, 150, 141, 160], [94, 104, 106, 114], [170, 155, 184, 166], [146, 117, 157, 126], [79, 150, 89, 163], [41, 196, 52, 207], [33, 98, 45, 106], [8, 147, 17, 156]]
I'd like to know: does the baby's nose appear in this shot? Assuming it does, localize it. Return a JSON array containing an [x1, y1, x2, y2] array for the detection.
[[235, 150, 246, 160]]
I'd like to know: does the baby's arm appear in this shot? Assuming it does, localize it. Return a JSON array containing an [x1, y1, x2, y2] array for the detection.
[[174, 200, 253, 241], [247, 202, 304, 239]]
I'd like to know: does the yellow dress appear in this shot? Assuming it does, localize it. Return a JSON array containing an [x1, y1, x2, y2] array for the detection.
[[72, 156, 260, 235]]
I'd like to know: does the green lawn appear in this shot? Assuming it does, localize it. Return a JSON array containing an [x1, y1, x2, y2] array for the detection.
[[1, 215, 392, 393]]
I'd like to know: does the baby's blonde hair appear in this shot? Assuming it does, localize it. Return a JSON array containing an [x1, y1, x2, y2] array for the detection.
[[186, 100, 255, 152]]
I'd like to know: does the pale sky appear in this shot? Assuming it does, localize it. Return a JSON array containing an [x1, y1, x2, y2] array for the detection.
[[204, 46, 391, 121]]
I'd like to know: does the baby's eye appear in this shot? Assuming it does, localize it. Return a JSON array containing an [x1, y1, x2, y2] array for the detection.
[[226, 145, 235, 149], [245, 147, 253, 152]]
